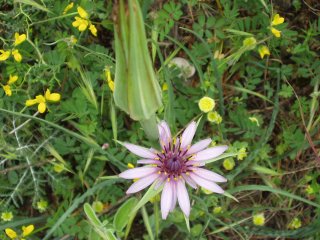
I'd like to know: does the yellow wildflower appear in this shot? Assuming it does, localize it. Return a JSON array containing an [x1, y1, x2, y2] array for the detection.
[[199, 96, 215, 113], [22, 224, 34, 237], [8, 74, 18, 84], [89, 24, 97, 36], [162, 83, 168, 91], [3, 85, 12, 96], [5, 228, 17, 239], [14, 33, 26, 46], [258, 45, 270, 59], [0, 49, 11, 61], [105, 69, 114, 92], [253, 213, 265, 226], [271, 27, 281, 38], [63, 2, 74, 14], [25, 89, 61, 113], [223, 158, 235, 171], [207, 111, 222, 124], [127, 163, 135, 169], [12, 49, 22, 62], [72, 16, 89, 31], [237, 147, 247, 161], [271, 14, 285, 26], [77, 6, 88, 19], [1, 211, 13, 221]]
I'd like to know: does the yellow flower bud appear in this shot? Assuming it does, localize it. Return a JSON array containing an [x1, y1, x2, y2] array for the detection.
[[5, 228, 17, 239], [7, 75, 18, 85], [3, 85, 12, 96], [63, 2, 74, 14], [0, 50, 11, 61], [223, 158, 235, 171], [12, 49, 22, 62], [271, 14, 284, 26], [207, 111, 222, 124], [22, 225, 34, 237], [89, 24, 98, 37], [1, 212, 13, 222], [77, 6, 88, 19], [271, 27, 281, 38]]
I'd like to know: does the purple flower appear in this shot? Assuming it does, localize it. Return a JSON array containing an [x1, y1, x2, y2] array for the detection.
[[119, 121, 228, 219]]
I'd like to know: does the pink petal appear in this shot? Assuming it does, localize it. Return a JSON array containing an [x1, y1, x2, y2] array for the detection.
[[187, 138, 212, 155], [176, 180, 190, 217], [170, 181, 177, 212], [182, 174, 197, 189], [161, 181, 173, 219], [186, 160, 205, 167], [137, 159, 162, 165], [192, 168, 227, 182], [180, 121, 197, 149], [123, 143, 157, 159], [119, 167, 158, 179], [158, 121, 172, 149], [154, 175, 166, 190], [189, 173, 224, 194], [193, 146, 228, 161], [126, 173, 159, 194]]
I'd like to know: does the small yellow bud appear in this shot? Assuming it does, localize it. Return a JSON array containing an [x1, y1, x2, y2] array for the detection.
[[22, 225, 34, 237], [63, 2, 74, 14], [213, 206, 222, 214], [237, 147, 247, 161], [271, 14, 285, 26], [207, 111, 222, 124], [127, 163, 134, 169], [1, 212, 13, 222], [271, 27, 281, 38], [0, 49, 11, 61], [37, 200, 48, 212], [288, 217, 302, 229], [223, 158, 235, 171]]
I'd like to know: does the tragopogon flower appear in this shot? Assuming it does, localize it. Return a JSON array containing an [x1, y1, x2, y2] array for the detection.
[[119, 121, 228, 219]]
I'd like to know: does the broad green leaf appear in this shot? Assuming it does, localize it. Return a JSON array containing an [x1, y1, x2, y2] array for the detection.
[[113, 197, 138, 232]]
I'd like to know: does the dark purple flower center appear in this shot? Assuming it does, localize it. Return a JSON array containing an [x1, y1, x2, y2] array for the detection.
[[156, 142, 193, 179]]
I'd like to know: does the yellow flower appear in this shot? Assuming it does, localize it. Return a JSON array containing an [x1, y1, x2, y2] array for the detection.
[[72, 16, 89, 31], [127, 163, 135, 169], [89, 24, 97, 36], [22, 224, 34, 237], [1, 211, 13, 221], [271, 14, 284, 26], [271, 27, 281, 38], [8, 74, 18, 85], [63, 2, 74, 14], [198, 96, 215, 113], [0, 49, 11, 61], [12, 49, 22, 62], [25, 89, 61, 113], [162, 83, 168, 91], [207, 111, 222, 124], [77, 6, 88, 19], [5, 228, 17, 239], [105, 69, 114, 92], [237, 147, 247, 161], [45, 89, 61, 102], [253, 213, 265, 226], [258, 45, 270, 59], [14, 33, 27, 46], [223, 158, 235, 171], [3, 85, 12, 96], [249, 117, 260, 126]]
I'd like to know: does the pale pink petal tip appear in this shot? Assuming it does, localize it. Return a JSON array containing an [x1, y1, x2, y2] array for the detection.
[[126, 173, 159, 194], [180, 121, 197, 149], [161, 181, 173, 219], [194, 145, 228, 161], [123, 143, 157, 159], [187, 138, 212, 155], [177, 181, 190, 217], [190, 173, 225, 194], [119, 167, 157, 179]]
